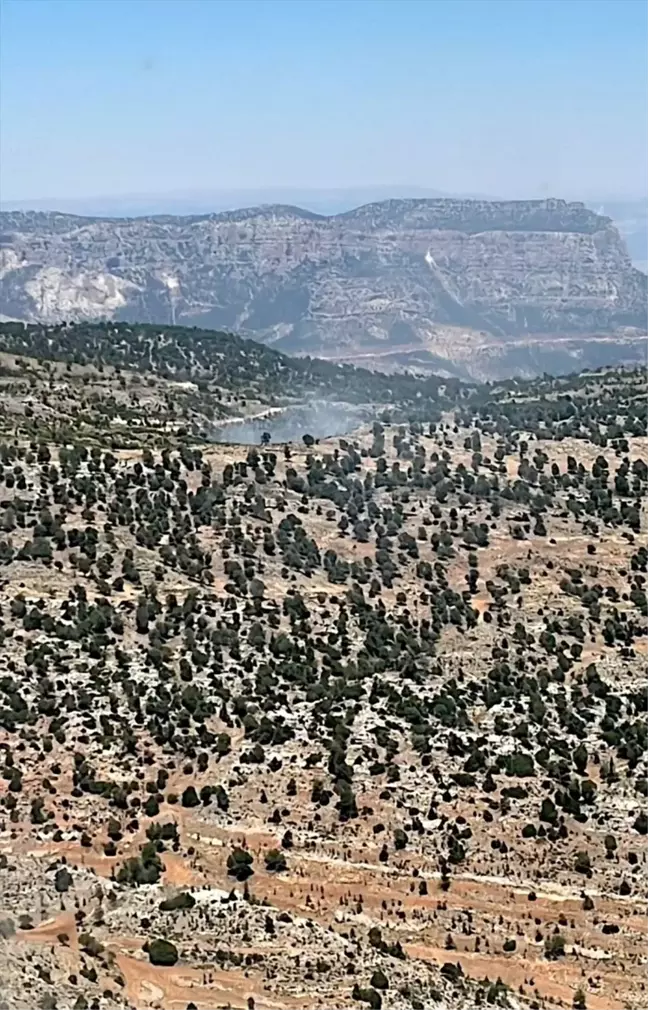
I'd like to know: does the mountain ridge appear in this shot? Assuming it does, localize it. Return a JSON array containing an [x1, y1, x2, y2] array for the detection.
[[1, 197, 645, 380], [0, 195, 615, 229]]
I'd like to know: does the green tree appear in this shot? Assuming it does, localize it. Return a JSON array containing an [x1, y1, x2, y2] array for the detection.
[[147, 938, 178, 966]]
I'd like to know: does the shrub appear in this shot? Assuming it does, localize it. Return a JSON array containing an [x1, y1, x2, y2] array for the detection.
[[544, 933, 565, 959], [115, 845, 163, 886], [574, 851, 592, 876], [507, 753, 535, 777], [159, 891, 195, 911], [393, 828, 408, 850], [633, 812, 648, 834], [227, 847, 254, 881], [181, 786, 199, 808], [264, 848, 287, 873], [440, 962, 464, 982], [147, 938, 178, 966], [54, 867, 73, 893], [351, 985, 382, 1009], [369, 969, 388, 990]]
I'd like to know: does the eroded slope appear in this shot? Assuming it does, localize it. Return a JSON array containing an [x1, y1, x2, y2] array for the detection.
[[0, 343, 645, 1010]]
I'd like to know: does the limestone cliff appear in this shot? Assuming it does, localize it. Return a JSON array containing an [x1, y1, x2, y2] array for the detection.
[[1, 198, 645, 378]]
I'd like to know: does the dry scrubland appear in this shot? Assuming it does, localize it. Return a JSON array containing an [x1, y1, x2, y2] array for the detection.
[[0, 323, 645, 1010]]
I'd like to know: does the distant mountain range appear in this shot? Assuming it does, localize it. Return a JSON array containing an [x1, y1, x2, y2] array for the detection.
[[2, 188, 644, 266], [0, 185, 491, 218], [0, 196, 645, 381]]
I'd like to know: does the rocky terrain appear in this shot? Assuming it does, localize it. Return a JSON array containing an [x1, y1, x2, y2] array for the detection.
[[0, 320, 646, 1010], [1, 199, 645, 381], [592, 200, 647, 275]]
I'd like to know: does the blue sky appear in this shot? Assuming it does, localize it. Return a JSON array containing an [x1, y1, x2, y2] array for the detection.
[[1, 0, 646, 202]]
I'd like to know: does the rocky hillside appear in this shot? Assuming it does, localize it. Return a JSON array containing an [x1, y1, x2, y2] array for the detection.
[[0, 347, 645, 1010], [0, 199, 645, 379]]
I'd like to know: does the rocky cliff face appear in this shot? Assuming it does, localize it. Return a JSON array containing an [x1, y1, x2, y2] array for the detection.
[[1, 198, 645, 378]]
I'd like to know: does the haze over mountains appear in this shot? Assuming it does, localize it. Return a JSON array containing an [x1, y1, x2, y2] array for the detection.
[[2, 187, 645, 268], [1, 196, 645, 381], [1, 186, 463, 218]]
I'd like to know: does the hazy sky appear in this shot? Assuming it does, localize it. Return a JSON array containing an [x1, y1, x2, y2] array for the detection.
[[1, 0, 646, 203]]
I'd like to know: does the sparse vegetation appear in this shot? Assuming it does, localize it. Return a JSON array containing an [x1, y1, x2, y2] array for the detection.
[[0, 323, 644, 1010]]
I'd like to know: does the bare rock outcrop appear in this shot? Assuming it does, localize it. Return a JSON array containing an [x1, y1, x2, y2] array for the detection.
[[1, 198, 645, 378]]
